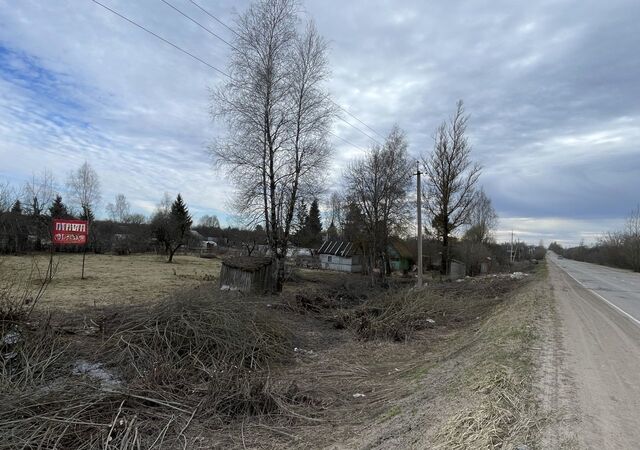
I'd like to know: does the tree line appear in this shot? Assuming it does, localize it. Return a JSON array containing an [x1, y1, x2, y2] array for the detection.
[[0, 163, 212, 263], [550, 205, 640, 272]]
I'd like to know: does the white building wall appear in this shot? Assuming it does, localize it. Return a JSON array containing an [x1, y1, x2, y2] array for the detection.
[[319, 254, 362, 273]]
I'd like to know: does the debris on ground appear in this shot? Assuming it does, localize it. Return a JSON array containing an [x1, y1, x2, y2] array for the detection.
[[72, 360, 120, 387], [2, 329, 22, 346], [510, 272, 528, 280]]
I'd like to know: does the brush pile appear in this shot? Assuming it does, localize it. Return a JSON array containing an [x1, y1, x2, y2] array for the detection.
[[0, 288, 294, 449]]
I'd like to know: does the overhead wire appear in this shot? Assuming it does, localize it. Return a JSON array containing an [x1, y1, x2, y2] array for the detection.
[[159, 0, 239, 52], [165, 0, 386, 146], [90, 0, 383, 149], [90, 0, 231, 79]]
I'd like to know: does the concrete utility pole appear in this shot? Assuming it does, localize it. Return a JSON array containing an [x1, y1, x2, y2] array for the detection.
[[510, 230, 514, 264], [416, 160, 423, 287]]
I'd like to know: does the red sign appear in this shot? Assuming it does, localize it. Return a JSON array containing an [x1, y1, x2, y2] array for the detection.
[[53, 219, 89, 245]]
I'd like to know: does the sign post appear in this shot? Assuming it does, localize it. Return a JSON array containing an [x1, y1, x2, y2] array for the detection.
[[53, 219, 89, 279]]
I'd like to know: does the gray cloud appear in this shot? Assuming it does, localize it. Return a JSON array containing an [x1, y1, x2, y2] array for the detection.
[[1, 0, 639, 244]]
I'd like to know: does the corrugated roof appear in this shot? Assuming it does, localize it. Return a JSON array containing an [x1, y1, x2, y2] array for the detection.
[[317, 240, 358, 257]]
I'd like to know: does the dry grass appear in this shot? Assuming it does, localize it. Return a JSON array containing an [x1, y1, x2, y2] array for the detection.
[[0, 287, 299, 449], [286, 276, 520, 341], [0, 253, 221, 311], [433, 270, 545, 449]]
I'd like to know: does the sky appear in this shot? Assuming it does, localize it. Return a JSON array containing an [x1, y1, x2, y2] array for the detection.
[[1, 0, 639, 246]]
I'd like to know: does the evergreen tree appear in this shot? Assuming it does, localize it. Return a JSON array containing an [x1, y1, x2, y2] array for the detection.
[[80, 205, 95, 222], [343, 202, 365, 243], [327, 221, 338, 241], [49, 195, 69, 218], [295, 199, 323, 248], [167, 194, 193, 263], [10, 200, 22, 215], [307, 199, 322, 241]]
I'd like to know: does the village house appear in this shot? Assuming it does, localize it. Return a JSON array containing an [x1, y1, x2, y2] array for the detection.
[[388, 238, 414, 273], [317, 241, 362, 273]]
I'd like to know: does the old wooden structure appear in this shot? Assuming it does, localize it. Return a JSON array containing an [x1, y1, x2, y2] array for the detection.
[[219, 256, 273, 294]]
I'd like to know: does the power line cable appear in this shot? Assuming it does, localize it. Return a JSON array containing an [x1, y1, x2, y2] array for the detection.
[[159, 0, 239, 52], [332, 102, 386, 141], [91, 0, 379, 150], [90, 0, 231, 79], [334, 114, 382, 146], [327, 130, 368, 152], [175, 0, 385, 146], [188, 0, 240, 37]]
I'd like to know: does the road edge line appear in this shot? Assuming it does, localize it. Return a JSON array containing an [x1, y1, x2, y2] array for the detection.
[[551, 260, 640, 328]]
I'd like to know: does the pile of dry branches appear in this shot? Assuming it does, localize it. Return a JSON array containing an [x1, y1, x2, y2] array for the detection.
[[0, 288, 295, 449]]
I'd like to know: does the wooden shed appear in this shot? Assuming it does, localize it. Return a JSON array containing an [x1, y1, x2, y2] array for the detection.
[[219, 256, 273, 294]]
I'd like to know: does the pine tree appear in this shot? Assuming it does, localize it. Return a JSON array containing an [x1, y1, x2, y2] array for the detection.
[[80, 205, 95, 222], [327, 221, 338, 241], [343, 202, 365, 243], [10, 200, 22, 215], [49, 195, 69, 218], [166, 194, 193, 263], [306, 199, 323, 247]]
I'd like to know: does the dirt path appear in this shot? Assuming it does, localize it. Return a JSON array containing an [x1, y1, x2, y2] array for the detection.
[[543, 261, 640, 449]]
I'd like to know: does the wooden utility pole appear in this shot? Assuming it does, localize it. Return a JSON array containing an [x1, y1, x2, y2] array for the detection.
[[416, 160, 423, 288]]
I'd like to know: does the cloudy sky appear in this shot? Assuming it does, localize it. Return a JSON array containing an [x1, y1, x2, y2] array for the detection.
[[1, 0, 639, 246]]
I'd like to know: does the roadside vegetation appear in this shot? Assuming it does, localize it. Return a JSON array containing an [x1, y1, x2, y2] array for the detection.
[[1, 254, 547, 448], [550, 204, 640, 272]]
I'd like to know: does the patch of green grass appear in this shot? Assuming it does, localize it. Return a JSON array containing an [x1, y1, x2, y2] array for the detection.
[[381, 405, 402, 421], [404, 363, 434, 381]]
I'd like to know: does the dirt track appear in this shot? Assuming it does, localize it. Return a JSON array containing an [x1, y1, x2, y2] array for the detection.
[[542, 259, 640, 449]]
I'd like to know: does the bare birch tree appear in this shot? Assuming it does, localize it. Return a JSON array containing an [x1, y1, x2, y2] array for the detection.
[[211, 0, 334, 291], [0, 180, 14, 213], [328, 191, 344, 233], [67, 162, 101, 218], [344, 125, 411, 281], [106, 193, 131, 223], [22, 170, 56, 216], [422, 100, 481, 274], [66, 162, 101, 278], [465, 187, 498, 243]]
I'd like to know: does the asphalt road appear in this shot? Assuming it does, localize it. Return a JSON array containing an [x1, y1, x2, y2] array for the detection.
[[545, 252, 640, 449], [549, 252, 640, 325]]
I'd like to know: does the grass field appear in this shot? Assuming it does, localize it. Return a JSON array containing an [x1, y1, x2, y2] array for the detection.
[[0, 253, 221, 310]]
